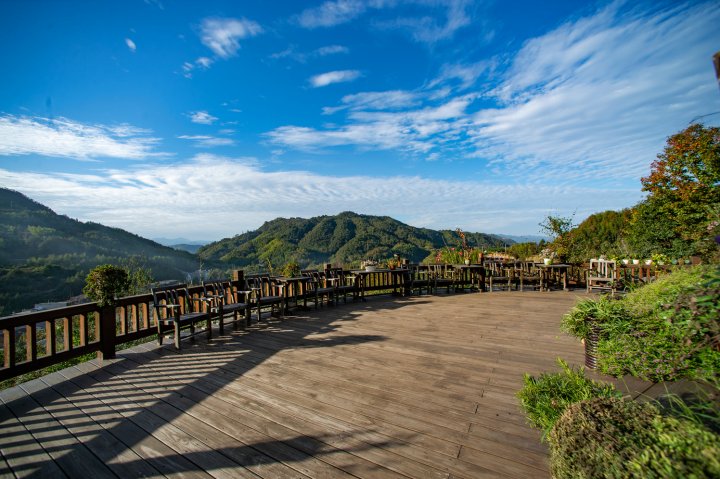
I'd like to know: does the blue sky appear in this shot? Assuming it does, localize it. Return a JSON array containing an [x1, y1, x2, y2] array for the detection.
[[0, 0, 718, 242]]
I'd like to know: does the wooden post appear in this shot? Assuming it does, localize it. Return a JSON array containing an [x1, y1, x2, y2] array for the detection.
[[232, 270, 245, 285], [97, 305, 116, 360]]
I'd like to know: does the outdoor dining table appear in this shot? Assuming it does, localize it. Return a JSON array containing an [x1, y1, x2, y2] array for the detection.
[[453, 264, 486, 292], [536, 263, 571, 291]]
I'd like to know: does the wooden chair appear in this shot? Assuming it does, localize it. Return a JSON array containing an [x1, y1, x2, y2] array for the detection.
[[407, 264, 433, 295], [151, 284, 213, 349], [586, 259, 617, 295], [302, 270, 335, 308], [247, 275, 284, 322], [487, 266, 514, 292], [429, 264, 455, 293], [326, 267, 356, 302], [203, 280, 252, 332], [517, 262, 541, 291]]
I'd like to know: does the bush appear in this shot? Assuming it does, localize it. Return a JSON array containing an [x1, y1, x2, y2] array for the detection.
[[598, 266, 720, 381], [622, 265, 713, 316], [561, 296, 627, 340], [516, 358, 620, 438], [549, 397, 720, 479], [82, 264, 130, 307]]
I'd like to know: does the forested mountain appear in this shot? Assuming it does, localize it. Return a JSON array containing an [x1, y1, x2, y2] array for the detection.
[[0, 188, 200, 315], [198, 211, 511, 270]]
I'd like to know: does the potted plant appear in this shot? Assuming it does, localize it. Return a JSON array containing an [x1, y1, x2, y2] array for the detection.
[[561, 297, 626, 370], [387, 256, 401, 270], [540, 247, 556, 265], [361, 259, 378, 272]]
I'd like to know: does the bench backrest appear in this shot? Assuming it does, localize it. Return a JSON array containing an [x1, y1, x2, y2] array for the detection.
[[151, 283, 190, 319]]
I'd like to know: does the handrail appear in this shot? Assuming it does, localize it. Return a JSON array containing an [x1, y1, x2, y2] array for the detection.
[[0, 263, 679, 381]]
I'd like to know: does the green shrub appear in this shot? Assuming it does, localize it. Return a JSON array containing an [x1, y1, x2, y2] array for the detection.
[[598, 266, 720, 381], [82, 264, 130, 307], [549, 396, 720, 479], [280, 261, 301, 278], [622, 265, 713, 316], [561, 296, 627, 339], [516, 358, 620, 438]]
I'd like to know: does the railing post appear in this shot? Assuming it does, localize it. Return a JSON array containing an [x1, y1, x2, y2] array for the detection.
[[97, 305, 116, 360]]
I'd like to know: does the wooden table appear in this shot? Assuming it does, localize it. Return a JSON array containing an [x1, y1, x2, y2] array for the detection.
[[537, 263, 571, 291]]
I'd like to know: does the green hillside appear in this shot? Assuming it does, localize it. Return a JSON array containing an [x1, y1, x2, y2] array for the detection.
[[0, 188, 201, 315], [198, 211, 511, 271]]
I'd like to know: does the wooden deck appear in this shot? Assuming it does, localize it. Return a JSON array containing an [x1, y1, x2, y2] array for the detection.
[[0, 291, 592, 478]]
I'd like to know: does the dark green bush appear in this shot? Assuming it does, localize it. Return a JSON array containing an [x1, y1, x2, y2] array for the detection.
[[82, 264, 130, 307], [516, 358, 620, 438], [549, 396, 720, 479]]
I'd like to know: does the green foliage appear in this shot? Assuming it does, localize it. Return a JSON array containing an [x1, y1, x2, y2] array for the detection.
[[506, 241, 540, 260], [548, 396, 720, 479], [597, 266, 720, 381], [567, 210, 633, 262], [82, 264, 130, 307], [281, 261, 301, 278], [539, 214, 576, 260], [198, 211, 511, 272], [121, 255, 154, 295], [561, 297, 627, 340], [629, 124, 720, 260], [516, 358, 620, 439]]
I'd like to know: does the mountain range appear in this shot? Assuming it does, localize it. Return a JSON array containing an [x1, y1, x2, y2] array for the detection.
[[0, 189, 513, 314], [198, 211, 511, 269]]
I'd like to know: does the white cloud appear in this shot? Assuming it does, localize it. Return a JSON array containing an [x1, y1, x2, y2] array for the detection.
[[0, 156, 635, 240], [125, 38, 136, 52], [199, 17, 263, 58], [268, 95, 474, 153], [375, 0, 472, 43], [469, 1, 720, 183], [314, 44, 350, 56], [322, 90, 421, 114], [177, 135, 235, 147], [310, 69, 362, 87], [188, 111, 218, 125], [297, 0, 473, 44], [272, 1, 720, 186], [297, 0, 367, 28], [0, 115, 164, 160]]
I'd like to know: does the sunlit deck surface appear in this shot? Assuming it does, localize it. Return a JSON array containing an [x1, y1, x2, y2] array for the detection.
[[2, 291, 606, 478]]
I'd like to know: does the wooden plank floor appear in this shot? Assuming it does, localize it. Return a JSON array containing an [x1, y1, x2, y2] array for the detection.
[[0, 291, 593, 478]]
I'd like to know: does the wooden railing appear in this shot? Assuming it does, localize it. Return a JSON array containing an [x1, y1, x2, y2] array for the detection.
[[0, 284, 216, 382], [0, 263, 681, 381]]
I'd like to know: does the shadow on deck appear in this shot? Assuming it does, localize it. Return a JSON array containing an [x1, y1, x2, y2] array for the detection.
[[1, 291, 599, 478]]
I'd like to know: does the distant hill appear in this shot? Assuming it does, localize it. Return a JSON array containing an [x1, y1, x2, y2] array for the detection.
[[496, 234, 546, 244], [198, 211, 512, 271], [153, 237, 209, 247], [171, 244, 205, 254], [0, 188, 201, 315]]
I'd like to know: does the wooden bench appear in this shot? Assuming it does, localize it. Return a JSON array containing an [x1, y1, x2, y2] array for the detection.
[[151, 284, 213, 349], [203, 280, 252, 332]]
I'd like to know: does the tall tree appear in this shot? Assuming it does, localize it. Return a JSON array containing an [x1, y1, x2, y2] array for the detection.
[[633, 124, 720, 258]]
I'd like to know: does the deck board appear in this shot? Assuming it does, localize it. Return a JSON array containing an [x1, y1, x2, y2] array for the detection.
[[0, 291, 593, 478]]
